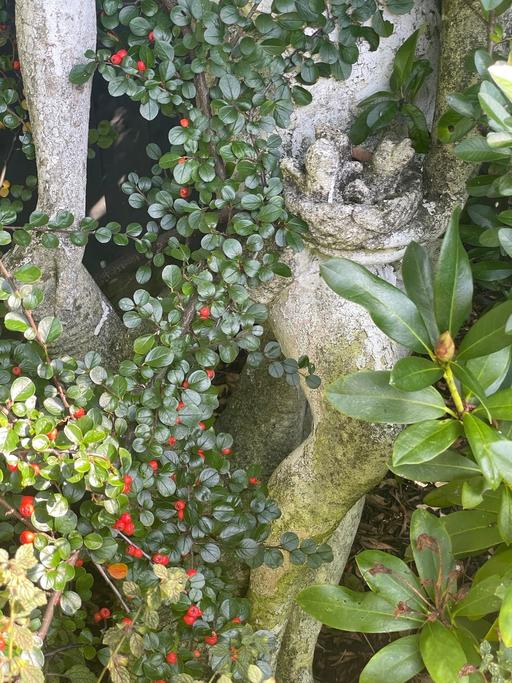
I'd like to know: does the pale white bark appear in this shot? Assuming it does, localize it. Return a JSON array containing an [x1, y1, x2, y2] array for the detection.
[[13, 0, 128, 358]]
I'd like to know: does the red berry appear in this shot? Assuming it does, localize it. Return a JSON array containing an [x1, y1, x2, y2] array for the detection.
[[47, 429, 58, 441], [74, 407, 86, 418], [249, 477, 259, 485], [134, 547, 143, 558], [120, 512, 132, 524], [93, 611, 102, 623], [166, 651, 177, 664], [148, 460, 158, 471], [186, 605, 202, 619], [19, 496, 34, 518], [137, 60, 146, 72], [193, 649, 201, 658], [175, 500, 186, 511], [124, 522, 135, 535], [100, 607, 111, 619], [198, 421, 206, 431], [154, 680, 166, 683], [231, 617, 241, 623], [182, 614, 196, 626], [186, 568, 197, 577], [178, 156, 187, 164], [0, 636, 5, 650], [179, 187, 190, 199], [20, 530, 35, 544], [197, 449, 205, 459], [152, 553, 169, 565], [123, 475, 132, 493], [75, 558, 84, 567], [148, 31, 155, 42], [206, 369, 215, 379], [168, 436, 176, 446], [7, 462, 17, 471], [30, 463, 40, 476], [205, 632, 218, 645], [180, 118, 190, 127], [222, 448, 232, 455], [122, 617, 133, 626], [111, 53, 122, 65], [11, 366, 22, 376], [12, 59, 20, 71], [198, 306, 210, 319], [117, 49, 128, 59], [175, 416, 182, 425], [181, 380, 189, 389]]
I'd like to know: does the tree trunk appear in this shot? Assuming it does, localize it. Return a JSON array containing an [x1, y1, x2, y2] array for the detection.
[[13, 0, 128, 359], [248, 1, 486, 679]]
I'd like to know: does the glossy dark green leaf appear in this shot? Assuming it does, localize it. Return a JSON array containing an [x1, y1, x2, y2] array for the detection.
[[360, 635, 424, 683], [411, 509, 455, 600], [476, 388, 512, 421], [392, 419, 462, 466], [390, 356, 443, 391], [402, 242, 439, 344], [390, 30, 419, 93], [457, 300, 512, 360], [296, 585, 422, 633], [453, 573, 505, 618], [466, 348, 510, 394], [356, 550, 427, 613], [455, 136, 511, 161], [443, 509, 501, 557], [320, 259, 431, 353], [434, 208, 473, 337], [463, 414, 501, 488], [390, 449, 480, 483], [327, 371, 447, 424]]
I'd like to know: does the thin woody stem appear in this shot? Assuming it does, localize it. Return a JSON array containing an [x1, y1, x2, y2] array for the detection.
[[93, 561, 130, 612]]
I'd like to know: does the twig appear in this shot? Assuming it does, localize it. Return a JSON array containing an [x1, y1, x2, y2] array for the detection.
[[114, 530, 151, 560], [37, 550, 80, 640], [93, 561, 130, 612], [181, 294, 198, 331], [229, 0, 263, 49]]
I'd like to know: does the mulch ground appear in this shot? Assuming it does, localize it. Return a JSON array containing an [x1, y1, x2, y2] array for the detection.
[[312, 476, 429, 683]]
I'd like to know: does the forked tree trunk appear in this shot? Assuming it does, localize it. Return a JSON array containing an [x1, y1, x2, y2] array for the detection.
[[13, 0, 128, 359]]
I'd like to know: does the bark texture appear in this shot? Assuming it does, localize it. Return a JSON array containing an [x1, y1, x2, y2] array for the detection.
[[13, 0, 128, 359]]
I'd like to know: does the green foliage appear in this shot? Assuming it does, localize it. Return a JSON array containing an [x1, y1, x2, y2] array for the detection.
[[299, 206, 512, 680], [349, 28, 432, 152]]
